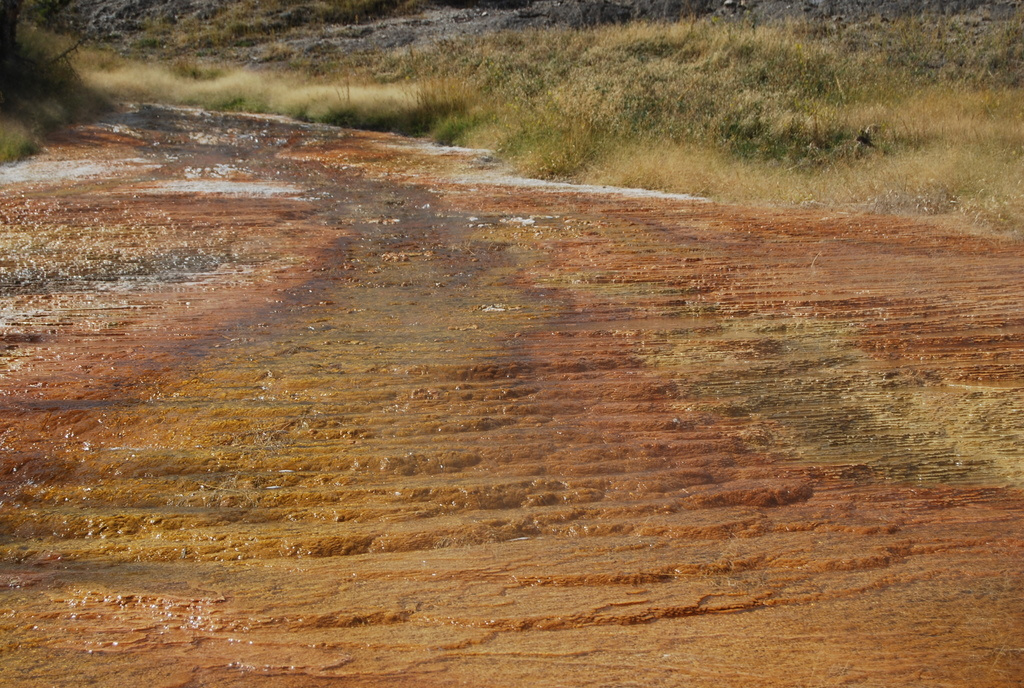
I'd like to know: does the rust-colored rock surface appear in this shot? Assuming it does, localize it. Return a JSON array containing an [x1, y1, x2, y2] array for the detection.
[[1, 106, 1022, 687]]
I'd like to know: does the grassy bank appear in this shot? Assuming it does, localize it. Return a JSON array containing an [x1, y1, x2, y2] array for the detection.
[[0, 29, 107, 162], [81, 12, 1024, 232], [79, 52, 472, 138]]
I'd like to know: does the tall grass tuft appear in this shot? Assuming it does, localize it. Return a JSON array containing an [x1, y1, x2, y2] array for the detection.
[[0, 118, 37, 160], [79, 50, 476, 140]]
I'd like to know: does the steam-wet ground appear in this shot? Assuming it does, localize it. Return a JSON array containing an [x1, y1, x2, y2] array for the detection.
[[1, 105, 1023, 687]]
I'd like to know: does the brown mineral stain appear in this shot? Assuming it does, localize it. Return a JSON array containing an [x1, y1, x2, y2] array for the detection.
[[0, 105, 1022, 687]]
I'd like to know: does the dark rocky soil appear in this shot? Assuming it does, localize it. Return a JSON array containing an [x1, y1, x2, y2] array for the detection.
[[71, 0, 1022, 54]]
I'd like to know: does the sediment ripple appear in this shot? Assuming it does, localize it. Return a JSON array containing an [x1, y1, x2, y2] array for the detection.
[[0, 106, 1022, 687]]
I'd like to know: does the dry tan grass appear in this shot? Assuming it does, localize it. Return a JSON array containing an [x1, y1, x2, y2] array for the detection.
[[591, 134, 1024, 231], [79, 50, 476, 139], [79, 53, 417, 119], [77, 13, 1024, 234], [457, 22, 1024, 233]]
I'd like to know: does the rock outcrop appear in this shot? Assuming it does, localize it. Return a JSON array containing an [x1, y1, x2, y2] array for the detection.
[[69, 0, 1022, 50]]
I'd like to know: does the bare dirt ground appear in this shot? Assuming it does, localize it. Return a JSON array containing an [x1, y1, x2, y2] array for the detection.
[[1, 107, 1023, 686]]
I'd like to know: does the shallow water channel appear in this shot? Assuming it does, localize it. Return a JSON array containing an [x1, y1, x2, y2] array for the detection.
[[1, 105, 1023, 687]]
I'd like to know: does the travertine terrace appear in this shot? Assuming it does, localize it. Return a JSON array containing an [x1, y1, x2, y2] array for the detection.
[[1, 106, 1022, 686]]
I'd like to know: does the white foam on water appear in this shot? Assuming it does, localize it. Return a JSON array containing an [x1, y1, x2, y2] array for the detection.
[[457, 172, 710, 203], [0, 158, 160, 186], [393, 141, 493, 157], [138, 180, 308, 198]]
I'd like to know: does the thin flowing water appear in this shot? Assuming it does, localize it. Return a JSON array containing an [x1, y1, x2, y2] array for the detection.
[[1, 106, 1022, 687]]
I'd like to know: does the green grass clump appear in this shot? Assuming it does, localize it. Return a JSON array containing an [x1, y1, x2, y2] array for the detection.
[[454, 23, 863, 174], [0, 119, 37, 160]]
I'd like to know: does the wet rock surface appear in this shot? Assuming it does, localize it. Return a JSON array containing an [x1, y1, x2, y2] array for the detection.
[[1, 107, 1023, 686]]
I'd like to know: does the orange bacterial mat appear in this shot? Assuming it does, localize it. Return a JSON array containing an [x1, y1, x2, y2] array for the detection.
[[0, 105, 1022, 687]]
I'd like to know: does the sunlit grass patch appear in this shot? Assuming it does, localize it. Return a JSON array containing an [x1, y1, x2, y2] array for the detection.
[[79, 51, 476, 138], [0, 118, 37, 161], [590, 128, 1024, 231], [449, 17, 1024, 233]]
